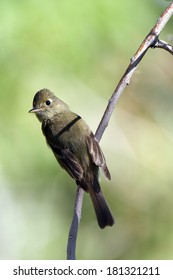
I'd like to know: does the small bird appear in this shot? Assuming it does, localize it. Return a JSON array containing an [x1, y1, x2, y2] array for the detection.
[[29, 89, 114, 228]]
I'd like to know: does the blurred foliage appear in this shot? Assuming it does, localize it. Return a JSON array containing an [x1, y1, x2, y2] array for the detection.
[[0, 0, 173, 260]]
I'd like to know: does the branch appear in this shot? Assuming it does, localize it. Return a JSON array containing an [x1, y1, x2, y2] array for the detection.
[[67, 186, 84, 260], [66, 1, 173, 260], [95, 1, 173, 141], [153, 39, 173, 55]]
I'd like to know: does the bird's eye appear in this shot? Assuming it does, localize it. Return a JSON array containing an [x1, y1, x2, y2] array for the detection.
[[45, 99, 52, 106]]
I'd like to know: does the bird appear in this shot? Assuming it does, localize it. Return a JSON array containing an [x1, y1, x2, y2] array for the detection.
[[29, 88, 114, 228]]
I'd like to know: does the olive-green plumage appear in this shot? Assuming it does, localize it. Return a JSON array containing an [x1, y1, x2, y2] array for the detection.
[[29, 88, 114, 228]]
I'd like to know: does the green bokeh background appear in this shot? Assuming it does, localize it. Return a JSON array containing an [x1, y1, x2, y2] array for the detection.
[[0, 0, 173, 260]]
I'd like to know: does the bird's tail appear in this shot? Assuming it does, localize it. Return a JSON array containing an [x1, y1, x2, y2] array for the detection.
[[89, 179, 114, 229]]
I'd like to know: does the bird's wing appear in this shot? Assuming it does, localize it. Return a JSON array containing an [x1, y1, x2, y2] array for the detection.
[[86, 133, 111, 180], [58, 148, 84, 181], [48, 140, 84, 181], [42, 119, 84, 181]]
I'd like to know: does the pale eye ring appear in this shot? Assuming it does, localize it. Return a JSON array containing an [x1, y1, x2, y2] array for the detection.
[[45, 99, 52, 106]]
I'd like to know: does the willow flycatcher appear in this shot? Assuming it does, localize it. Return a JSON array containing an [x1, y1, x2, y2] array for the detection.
[[29, 89, 114, 228]]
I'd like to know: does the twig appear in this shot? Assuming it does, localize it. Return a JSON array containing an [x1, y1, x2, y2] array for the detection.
[[67, 1, 173, 260], [67, 187, 84, 260], [95, 1, 173, 141], [153, 39, 173, 55]]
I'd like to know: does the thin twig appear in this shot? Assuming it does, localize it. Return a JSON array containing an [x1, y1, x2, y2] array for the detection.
[[67, 1, 173, 260], [153, 39, 173, 55], [95, 1, 173, 141], [67, 187, 84, 260]]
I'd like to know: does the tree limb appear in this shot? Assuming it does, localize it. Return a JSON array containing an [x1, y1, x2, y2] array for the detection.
[[67, 186, 84, 260], [153, 39, 173, 55], [67, 1, 173, 260]]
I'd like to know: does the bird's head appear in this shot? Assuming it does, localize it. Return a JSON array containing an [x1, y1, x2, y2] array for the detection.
[[29, 88, 68, 122]]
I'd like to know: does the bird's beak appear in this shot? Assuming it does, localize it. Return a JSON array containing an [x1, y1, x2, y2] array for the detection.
[[28, 107, 42, 113]]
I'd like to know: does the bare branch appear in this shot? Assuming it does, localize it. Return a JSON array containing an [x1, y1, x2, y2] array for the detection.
[[153, 39, 173, 55], [67, 186, 84, 260], [67, 1, 173, 260], [95, 1, 173, 141]]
